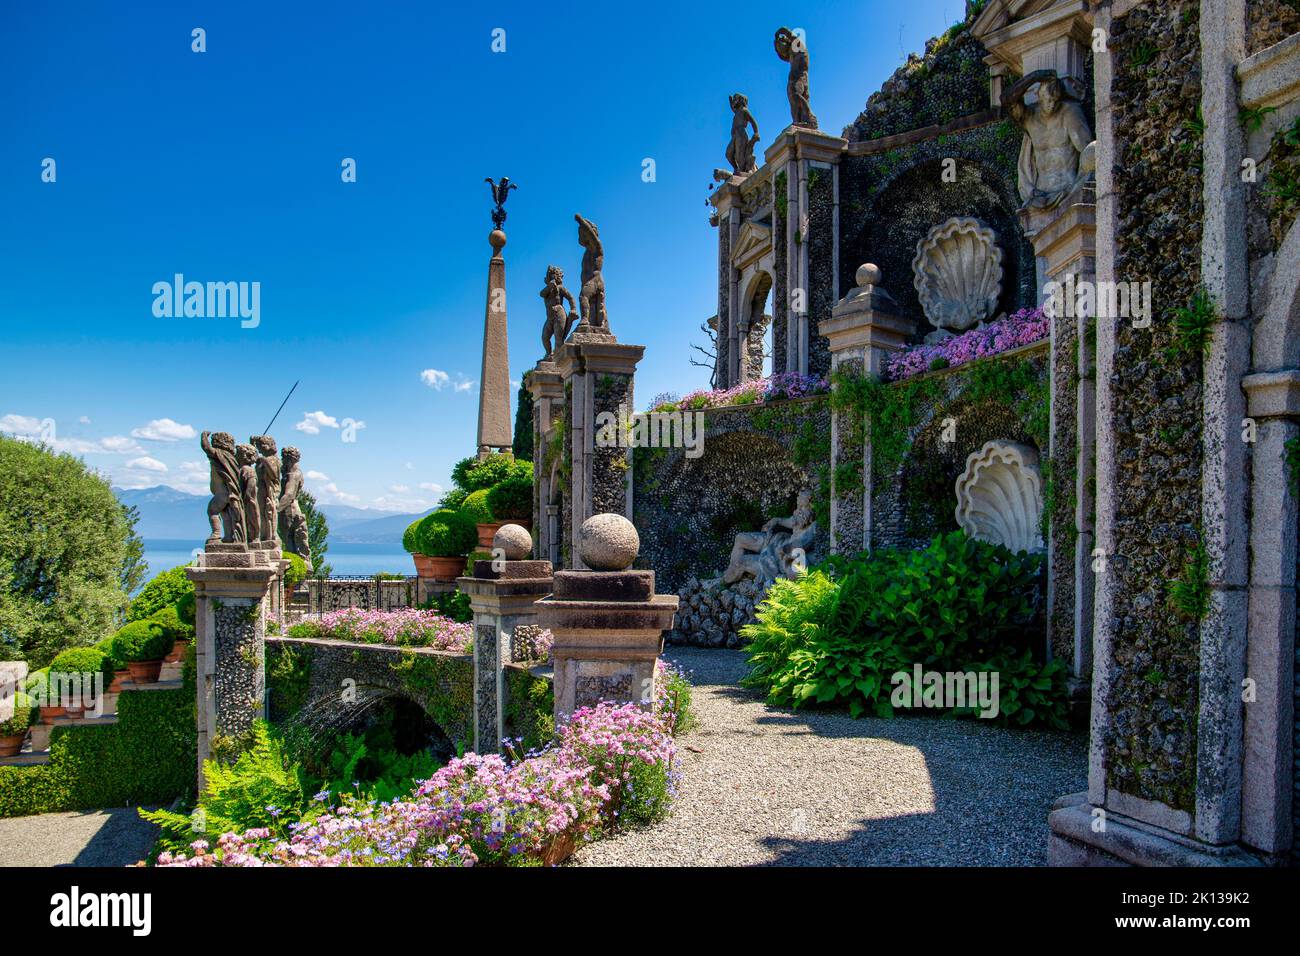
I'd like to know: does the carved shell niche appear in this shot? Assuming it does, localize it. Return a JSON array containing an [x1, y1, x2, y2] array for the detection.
[[911, 217, 1004, 332], [953, 440, 1044, 554]]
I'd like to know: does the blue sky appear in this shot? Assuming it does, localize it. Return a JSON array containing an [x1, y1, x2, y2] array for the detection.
[[0, 0, 966, 514]]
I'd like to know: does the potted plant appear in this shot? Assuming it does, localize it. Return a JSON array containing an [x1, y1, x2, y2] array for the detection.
[[48, 646, 114, 718], [486, 468, 535, 532], [0, 691, 35, 757], [282, 552, 308, 604], [96, 636, 131, 692], [150, 601, 196, 664], [113, 620, 175, 685], [460, 488, 502, 549], [415, 509, 478, 581]]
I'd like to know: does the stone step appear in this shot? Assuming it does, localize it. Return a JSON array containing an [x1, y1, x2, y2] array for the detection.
[[27, 714, 119, 752]]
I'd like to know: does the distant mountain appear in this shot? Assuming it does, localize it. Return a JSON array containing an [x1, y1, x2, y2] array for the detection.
[[113, 485, 432, 546]]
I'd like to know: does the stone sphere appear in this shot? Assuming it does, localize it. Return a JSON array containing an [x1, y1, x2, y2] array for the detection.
[[856, 263, 881, 288], [493, 523, 532, 561], [577, 513, 639, 571], [489, 229, 507, 252]]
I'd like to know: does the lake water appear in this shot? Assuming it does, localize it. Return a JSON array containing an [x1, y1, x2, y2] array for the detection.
[[141, 539, 413, 586]]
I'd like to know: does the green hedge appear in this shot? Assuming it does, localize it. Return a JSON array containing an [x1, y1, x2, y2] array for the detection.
[[0, 672, 195, 819]]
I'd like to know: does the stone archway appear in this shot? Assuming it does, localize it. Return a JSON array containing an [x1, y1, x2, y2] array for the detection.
[[739, 269, 775, 381]]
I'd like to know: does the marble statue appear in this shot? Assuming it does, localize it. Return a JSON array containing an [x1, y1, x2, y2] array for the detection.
[[720, 490, 817, 586], [725, 93, 760, 174], [540, 265, 578, 359], [250, 434, 281, 545], [575, 214, 608, 332], [484, 177, 517, 229], [235, 443, 261, 544], [774, 27, 817, 130], [201, 431, 245, 543], [277, 446, 311, 563], [954, 440, 1045, 554], [1003, 70, 1096, 211]]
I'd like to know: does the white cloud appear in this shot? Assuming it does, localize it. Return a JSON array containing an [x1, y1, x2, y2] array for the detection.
[[306, 470, 331, 481], [78, 416, 91, 425], [418, 481, 443, 494], [2, 415, 145, 456], [404, 461, 415, 470], [126, 456, 167, 473], [0, 414, 48, 438], [420, 369, 450, 390], [371, 493, 431, 512], [99, 435, 144, 454], [453, 378, 474, 393], [390, 484, 410, 493], [294, 411, 340, 435], [131, 418, 197, 442]]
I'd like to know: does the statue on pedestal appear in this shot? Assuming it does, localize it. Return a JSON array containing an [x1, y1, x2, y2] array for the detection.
[[235, 443, 261, 544], [775, 27, 817, 130], [540, 265, 578, 359], [277, 446, 311, 563], [484, 177, 517, 229], [250, 434, 280, 545], [725, 93, 760, 175], [201, 431, 245, 543], [1003, 70, 1096, 211], [574, 214, 608, 332], [720, 490, 817, 587]]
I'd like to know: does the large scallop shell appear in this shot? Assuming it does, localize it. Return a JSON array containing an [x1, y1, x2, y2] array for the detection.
[[912, 217, 1005, 332], [953, 440, 1044, 554]]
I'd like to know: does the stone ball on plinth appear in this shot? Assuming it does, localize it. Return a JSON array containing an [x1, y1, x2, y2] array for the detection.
[[856, 263, 881, 288], [577, 513, 639, 571], [493, 523, 532, 561], [489, 229, 507, 253]]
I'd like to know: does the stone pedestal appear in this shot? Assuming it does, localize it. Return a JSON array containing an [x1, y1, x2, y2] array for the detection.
[[186, 543, 279, 789], [821, 264, 914, 554], [553, 337, 644, 569], [458, 557, 553, 753], [526, 360, 565, 563]]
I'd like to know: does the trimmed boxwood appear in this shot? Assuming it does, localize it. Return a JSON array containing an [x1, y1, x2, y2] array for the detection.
[[0, 691, 35, 738], [459, 488, 495, 525], [127, 565, 194, 622], [149, 603, 195, 643], [402, 518, 424, 554], [284, 552, 308, 587], [176, 590, 196, 626], [112, 620, 174, 663], [415, 509, 477, 558], [486, 469, 533, 521], [450, 452, 519, 493], [49, 646, 114, 684]]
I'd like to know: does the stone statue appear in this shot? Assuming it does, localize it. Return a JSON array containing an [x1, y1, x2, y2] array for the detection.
[[774, 27, 817, 130], [725, 93, 760, 174], [574, 214, 608, 332], [1002, 70, 1096, 211], [250, 434, 280, 545], [235, 443, 261, 544], [720, 490, 817, 586], [277, 446, 311, 564], [201, 431, 245, 543], [484, 177, 517, 229], [540, 265, 578, 359]]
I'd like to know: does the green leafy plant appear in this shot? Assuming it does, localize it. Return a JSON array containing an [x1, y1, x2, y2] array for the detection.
[[1169, 543, 1210, 620], [1240, 104, 1277, 133], [424, 589, 472, 623], [1169, 287, 1216, 357], [1129, 40, 1158, 67], [451, 453, 524, 494], [459, 488, 495, 525], [1285, 436, 1300, 494], [49, 646, 114, 684], [283, 552, 308, 587], [402, 517, 425, 554], [0, 692, 35, 738], [486, 470, 534, 521], [149, 603, 195, 643], [128, 565, 194, 622], [112, 620, 174, 663], [415, 509, 478, 558]]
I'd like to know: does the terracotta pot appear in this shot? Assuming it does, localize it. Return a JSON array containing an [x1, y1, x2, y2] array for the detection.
[[109, 669, 129, 693], [164, 639, 190, 664], [422, 556, 466, 582], [63, 704, 85, 719], [537, 830, 577, 867], [127, 660, 163, 684], [412, 553, 436, 577], [40, 706, 66, 724], [476, 522, 506, 549], [0, 733, 26, 757], [500, 517, 532, 533]]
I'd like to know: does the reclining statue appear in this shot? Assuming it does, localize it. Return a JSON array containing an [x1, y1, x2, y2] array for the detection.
[[720, 490, 817, 587]]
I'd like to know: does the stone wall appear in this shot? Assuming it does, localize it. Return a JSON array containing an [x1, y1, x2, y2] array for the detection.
[[1247, 0, 1300, 56]]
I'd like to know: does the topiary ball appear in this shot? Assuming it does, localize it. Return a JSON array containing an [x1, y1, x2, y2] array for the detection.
[[459, 488, 496, 525], [416, 509, 478, 558], [50, 646, 114, 684], [112, 620, 174, 664]]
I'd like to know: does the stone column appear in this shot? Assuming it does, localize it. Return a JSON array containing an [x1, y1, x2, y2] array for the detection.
[[711, 177, 743, 390], [536, 514, 677, 723], [476, 228, 513, 458], [820, 264, 913, 554], [458, 525, 553, 754], [187, 543, 279, 789], [554, 333, 644, 569], [526, 361, 565, 561]]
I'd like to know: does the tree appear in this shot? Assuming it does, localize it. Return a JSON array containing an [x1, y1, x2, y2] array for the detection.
[[690, 317, 719, 389], [296, 489, 331, 579], [0, 435, 145, 667], [513, 383, 534, 461]]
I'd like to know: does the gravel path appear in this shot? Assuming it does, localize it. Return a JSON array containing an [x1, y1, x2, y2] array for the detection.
[[571, 647, 1086, 866], [0, 808, 159, 868]]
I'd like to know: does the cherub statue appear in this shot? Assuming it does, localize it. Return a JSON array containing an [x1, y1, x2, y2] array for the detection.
[[540, 265, 578, 359], [250, 434, 280, 545], [574, 213, 607, 331], [774, 28, 817, 130], [721, 490, 817, 586], [201, 431, 245, 543], [725, 93, 760, 175], [277, 446, 311, 563], [235, 443, 261, 544], [1002, 70, 1096, 211], [485, 177, 517, 229]]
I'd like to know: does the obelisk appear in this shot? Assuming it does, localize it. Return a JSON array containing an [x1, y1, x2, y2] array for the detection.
[[477, 178, 516, 459]]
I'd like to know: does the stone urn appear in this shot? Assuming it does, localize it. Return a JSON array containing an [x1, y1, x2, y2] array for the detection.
[[127, 659, 163, 684], [0, 732, 26, 758]]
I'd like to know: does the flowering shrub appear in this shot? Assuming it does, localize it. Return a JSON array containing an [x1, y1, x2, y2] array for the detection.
[[288, 608, 472, 652], [657, 372, 829, 413], [884, 308, 1048, 382], [158, 698, 683, 867]]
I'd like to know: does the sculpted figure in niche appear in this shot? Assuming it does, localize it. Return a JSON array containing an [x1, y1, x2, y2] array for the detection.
[[540, 265, 578, 359], [574, 214, 608, 331], [726, 93, 760, 174], [278, 446, 311, 563], [201, 431, 245, 543], [720, 490, 817, 586], [250, 434, 280, 545], [1003, 70, 1096, 211], [774, 27, 817, 130], [235, 443, 261, 544]]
